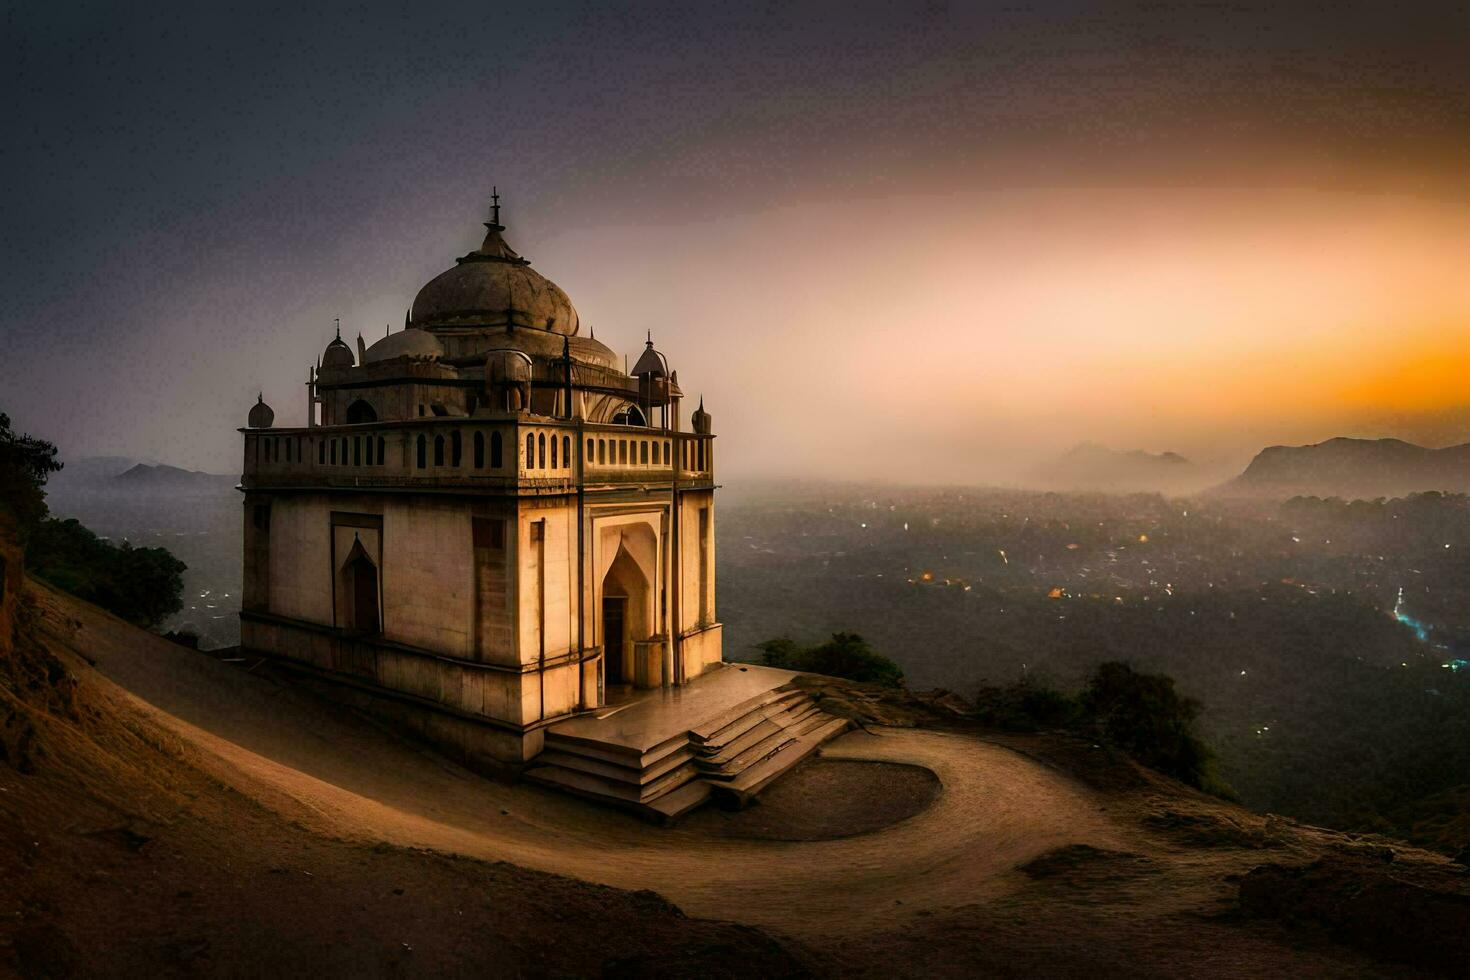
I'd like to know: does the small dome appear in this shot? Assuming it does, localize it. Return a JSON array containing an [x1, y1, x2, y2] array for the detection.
[[691, 398, 712, 435], [247, 393, 275, 429], [364, 328, 443, 363], [322, 334, 355, 369], [568, 334, 619, 371], [631, 334, 668, 377]]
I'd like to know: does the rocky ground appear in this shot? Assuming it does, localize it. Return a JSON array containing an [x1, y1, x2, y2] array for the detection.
[[3, 577, 1468, 977]]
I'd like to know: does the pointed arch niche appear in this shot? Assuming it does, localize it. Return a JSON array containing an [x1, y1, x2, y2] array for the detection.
[[331, 513, 383, 635]]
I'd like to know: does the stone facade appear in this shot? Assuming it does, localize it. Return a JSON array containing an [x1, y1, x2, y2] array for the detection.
[[240, 199, 720, 768]]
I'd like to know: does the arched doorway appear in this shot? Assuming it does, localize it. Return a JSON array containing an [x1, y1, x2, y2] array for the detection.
[[338, 537, 380, 633], [346, 399, 377, 424], [600, 541, 651, 696]]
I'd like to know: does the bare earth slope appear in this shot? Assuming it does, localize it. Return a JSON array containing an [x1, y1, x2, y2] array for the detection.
[[5, 578, 1467, 977]]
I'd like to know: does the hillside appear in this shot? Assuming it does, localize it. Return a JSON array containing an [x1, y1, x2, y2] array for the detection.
[[1028, 443, 1202, 494], [4, 575, 1468, 975], [1218, 438, 1470, 499]]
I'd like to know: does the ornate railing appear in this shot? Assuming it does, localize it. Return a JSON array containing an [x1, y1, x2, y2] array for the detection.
[[241, 417, 713, 491]]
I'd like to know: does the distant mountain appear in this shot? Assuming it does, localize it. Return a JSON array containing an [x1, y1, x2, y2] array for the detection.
[[113, 463, 236, 491], [1028, 442, 1199, 494], [47, 455, 145, 486], [45, 457, 235, 498], [1216, 437, 1470, 499]]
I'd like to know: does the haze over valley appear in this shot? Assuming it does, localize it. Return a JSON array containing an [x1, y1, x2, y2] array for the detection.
[[40, 441, 1470, 850]]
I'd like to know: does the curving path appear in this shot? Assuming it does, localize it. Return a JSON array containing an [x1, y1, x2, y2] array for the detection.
[[41, 583, 1133, 940]]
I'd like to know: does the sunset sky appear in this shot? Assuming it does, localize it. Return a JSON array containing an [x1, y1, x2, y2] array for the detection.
[[4, 1, 1470, 483]]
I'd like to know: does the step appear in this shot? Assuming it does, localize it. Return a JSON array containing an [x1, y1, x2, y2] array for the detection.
[[697, 689, 811, 747], [698, 697, 816, 758], [699, 718, 782, 765], [535, 746, 694, 788], [699, 726, 798, 780], [543, 729, 690, 771], [688, 687, 807, 743], [715, 716, 851, 807], [695, 695, 814, 756], [700, 704, 826, 772], [702, 707, 843, 783], [527, 757, 699, 805], [645, 780, 714, 823], [524, 766, 690, 822]]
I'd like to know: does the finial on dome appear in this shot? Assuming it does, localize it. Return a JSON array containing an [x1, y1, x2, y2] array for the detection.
[[490, 186, 501, 228], [257, 391, 263, 403], [646, 329, 653, 346]]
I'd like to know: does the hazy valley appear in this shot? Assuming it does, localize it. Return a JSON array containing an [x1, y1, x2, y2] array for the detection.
[[41, 443, 1470, 851]]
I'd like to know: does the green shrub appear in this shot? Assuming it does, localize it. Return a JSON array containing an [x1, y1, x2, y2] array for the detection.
[[758, 632, 905, 687], [26, 518, 186, 629], [972, 676, 1081, 731], [1078, 661, 1230, 795]]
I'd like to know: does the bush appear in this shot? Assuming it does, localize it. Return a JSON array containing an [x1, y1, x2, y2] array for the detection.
[[758, 632, 905, 687], [1079, 661, 1229, 795], [972, 676, 1081, 732], [26, 518, 186, 629], [972, 662, 1230, 795]]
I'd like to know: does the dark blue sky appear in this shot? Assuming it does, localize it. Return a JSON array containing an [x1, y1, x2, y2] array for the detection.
[[4, 2, 1469, 474]]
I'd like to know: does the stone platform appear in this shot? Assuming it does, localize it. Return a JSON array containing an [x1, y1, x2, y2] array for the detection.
[[526, 664, 849, 821]]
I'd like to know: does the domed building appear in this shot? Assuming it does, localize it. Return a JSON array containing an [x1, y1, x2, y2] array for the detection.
[[237, 196, 842, 817]]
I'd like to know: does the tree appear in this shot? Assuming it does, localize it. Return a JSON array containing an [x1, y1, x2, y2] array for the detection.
[[757, 632, 905, 687], [25, 519, 186, 629], [1079, 661, 1225, 793], [0, 412, 61, 535]]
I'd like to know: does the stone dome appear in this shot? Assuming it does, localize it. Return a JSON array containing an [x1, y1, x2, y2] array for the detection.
[[322, 334, 355, 369], [363, 328, 443, 363], [410, 210, 580, 336], [247, 393, 275, 429]]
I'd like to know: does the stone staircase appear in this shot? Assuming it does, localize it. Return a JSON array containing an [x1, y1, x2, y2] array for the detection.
[[527, 682, 849, 822]]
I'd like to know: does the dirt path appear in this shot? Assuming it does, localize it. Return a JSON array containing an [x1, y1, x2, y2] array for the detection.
[[35, 582, 1132, 941]]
